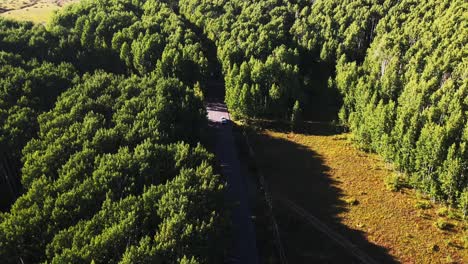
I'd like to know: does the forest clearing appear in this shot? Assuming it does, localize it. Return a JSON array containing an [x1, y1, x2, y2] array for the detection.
[[248, 122, 467, 263]]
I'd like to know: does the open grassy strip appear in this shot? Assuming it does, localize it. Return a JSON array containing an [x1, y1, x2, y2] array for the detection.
[[247, 121, 467, 263], [235, 121, 362, 263], [0, 0, 35, 10], [0, 0, 78, 24]]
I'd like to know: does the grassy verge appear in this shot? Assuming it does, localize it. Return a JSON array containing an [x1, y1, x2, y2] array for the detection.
[[246, 120, 467, 263]]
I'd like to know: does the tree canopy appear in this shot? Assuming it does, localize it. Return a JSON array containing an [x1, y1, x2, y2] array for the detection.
[[335, 0, 467, 208], [180, 0, 468, 210], [0, 1, 226, 263], [0, 0, 467, 262]]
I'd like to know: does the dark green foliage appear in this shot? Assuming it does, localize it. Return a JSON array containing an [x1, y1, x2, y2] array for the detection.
[[1, 58, 224, 264], [335, 0, 467, 208], [0, 0, 226, 263], [180, 0, 302, 118], [179, 0, 467, 209], [0, 51, 78, 208], [292, 0, 398, 63], [178, 0, 400, 118], [0, 55, 78, 161], [0, 19, 54, 61]]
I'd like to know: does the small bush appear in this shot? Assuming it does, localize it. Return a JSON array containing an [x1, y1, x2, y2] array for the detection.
[[415, 200, 432, 210], [290, 100, 302, 132], [384, 173, 406, 191], [458, 190, 468, 219], [437, 207, 449, 217], [344, 197, 358, 206], [434, 218, 453, 230], [447, 210, 462, 221], [445, 239, 457, 248], [417, 211, 431, 219]]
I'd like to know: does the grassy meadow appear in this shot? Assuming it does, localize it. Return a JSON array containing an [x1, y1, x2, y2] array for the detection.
[[0, 0, 78, 24], [246, 121, 467, 263]]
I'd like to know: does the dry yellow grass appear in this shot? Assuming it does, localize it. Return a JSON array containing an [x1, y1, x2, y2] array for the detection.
[[0, 0, 29, 10], [249, 124, 467, 263], [0, 0, 78, 24]]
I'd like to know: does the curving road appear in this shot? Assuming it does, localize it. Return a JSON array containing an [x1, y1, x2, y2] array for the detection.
[[206, 99, 258, 264]]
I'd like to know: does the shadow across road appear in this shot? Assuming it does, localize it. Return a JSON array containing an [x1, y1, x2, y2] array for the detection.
[[206, 103, 258, 264]]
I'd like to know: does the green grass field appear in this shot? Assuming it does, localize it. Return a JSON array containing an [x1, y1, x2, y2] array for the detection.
[[0, 0, 78, 24]]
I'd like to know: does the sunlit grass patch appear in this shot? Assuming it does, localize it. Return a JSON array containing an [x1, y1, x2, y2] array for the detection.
[[0, 0, 79, 24], [344, 197, 359, 206], [1, 3, 59, 24], [0, 0, 30, 10], [438, 207, 450, 217]]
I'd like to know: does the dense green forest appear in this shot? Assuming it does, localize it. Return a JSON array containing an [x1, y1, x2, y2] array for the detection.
[[180, 0, 302, 118], [0, 0, 467, 262], [179, 0, 400, 119], [0, 52, 78, 206], [334, 0, 467, 210], [0, 0, 225, 263]]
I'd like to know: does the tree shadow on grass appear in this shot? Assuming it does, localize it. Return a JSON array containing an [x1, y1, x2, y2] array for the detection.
[[250, 129, 399, 264]]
